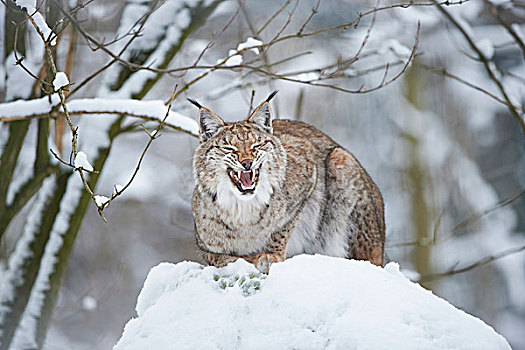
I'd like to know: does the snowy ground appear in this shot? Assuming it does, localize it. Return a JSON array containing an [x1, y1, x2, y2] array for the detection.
[[114, 255, 510, 350]]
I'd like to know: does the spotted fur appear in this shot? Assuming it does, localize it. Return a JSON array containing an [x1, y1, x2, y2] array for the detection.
[[192, 97, 385, 272]]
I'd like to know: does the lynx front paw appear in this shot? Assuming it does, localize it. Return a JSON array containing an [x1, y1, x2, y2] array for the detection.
[[253, 253, 284, 274]]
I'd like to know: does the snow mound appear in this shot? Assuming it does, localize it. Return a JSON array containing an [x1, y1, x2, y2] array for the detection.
[[114, 255, 510, 350]]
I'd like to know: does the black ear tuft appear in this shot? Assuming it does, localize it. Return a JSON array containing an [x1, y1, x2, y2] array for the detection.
[[265, 90, 278, 102], [198, 107, 224, 142], [187, 98, 202, 109]]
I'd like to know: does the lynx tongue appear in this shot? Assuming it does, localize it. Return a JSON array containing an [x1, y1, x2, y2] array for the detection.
[[239, 170, 254, 188]]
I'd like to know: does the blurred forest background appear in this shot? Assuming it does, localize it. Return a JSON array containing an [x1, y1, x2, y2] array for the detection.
[[0, 0, 524, 349]]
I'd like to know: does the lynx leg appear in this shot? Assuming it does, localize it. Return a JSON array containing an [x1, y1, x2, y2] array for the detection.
[[202, 251, 242, 267], [198, 229, 289, 272], [244, 253, 285, 274], [326, 147, 385, 266], [248, 226, 292, 273]]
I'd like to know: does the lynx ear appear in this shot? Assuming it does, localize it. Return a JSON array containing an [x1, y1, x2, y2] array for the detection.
[[248, 101, 273, 133], [188, 98, 224, 142], [197, 110, 224, 143]]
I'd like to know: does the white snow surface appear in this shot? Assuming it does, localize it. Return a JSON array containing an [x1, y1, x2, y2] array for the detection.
[[114, 255, 510, 350]]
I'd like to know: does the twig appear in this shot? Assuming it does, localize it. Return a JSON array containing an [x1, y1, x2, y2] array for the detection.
[[66, 3, 158, 98], [23, 6, 111, 221], [444, 188, 525, 242], [102, 85, 179, 211], [390, 187, 525, 248], [297, 0, 321, 35], [268, 0, 299, 46], [432, 0, 525, 134], [242, 22, 420, 94], [417, 62, 525, 113], [483, 0, 525, 59], [191, 0, 245, 68], [256, 0, 292, 36], [12, 22, 53, 90], [418, 245, 525, 282]]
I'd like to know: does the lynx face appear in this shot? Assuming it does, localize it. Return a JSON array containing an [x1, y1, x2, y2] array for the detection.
[[193, 99, 286, 207], [220, 126, 274, 197]]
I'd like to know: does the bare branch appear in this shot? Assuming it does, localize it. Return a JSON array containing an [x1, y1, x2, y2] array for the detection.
[[191, 0, 245, 69], [483, 0, 525, 58], [432, 0, 525, 134], [256, 0, 292, 36], [418, 245, 525, 282], [297, 0, 321, 36], [389, 187, 525, 248], [66, 3, 159, 98], [101, 85, 179, 213], [417, 62, 525, 113]]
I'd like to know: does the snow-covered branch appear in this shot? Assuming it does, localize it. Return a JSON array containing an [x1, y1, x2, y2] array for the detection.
[[0, 97, 198, 136]]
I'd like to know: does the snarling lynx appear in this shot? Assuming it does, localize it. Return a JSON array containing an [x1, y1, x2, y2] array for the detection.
[[191, 92, 385, 273]]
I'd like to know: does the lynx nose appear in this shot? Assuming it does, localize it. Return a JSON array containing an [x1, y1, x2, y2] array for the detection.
[[240, 158, 253, 170]]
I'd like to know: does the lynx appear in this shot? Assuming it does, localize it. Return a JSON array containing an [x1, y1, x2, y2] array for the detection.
[[191, 92, 385, 273]]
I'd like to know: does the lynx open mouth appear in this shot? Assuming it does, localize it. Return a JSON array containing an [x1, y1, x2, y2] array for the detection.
[[227, 168, 260, 194]]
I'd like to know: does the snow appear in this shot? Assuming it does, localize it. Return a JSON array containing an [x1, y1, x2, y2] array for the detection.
[[218, 49, 243, 66], [237, 37, 262, 55], [0, 98, 198, 136], [0, 123, 8, 154], [52, 72, 69, 91], [6, 98, 124, 347], [82, 296, 98, 311], [5, 121, 37, 206], [217, 37, 263, 67], [14, 0, 56, 46], [113, 184, 124, 195], [74, 151, 94, 172], [0, 95, 57, 118], [99, 0, 208, 98], [0, 176, 57, 348], [291, 72, 318, 82], [68, 99, 198, 136], [114, 255, 510, 350], [512, 24, 524, 42], [477, 39, 494, 60], [486, 0, 512, 7], [94, 195, 109, 207], [379, 39, 412, 59], [10, 173, 85, 348], [5, 52, 41, 101]]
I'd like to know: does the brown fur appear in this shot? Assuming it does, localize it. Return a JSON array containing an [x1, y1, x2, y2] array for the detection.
[[192, 98, 385, 273]]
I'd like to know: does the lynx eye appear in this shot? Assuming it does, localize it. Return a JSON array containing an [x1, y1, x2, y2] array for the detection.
[[251, 140, 270, 150], [219, 145, 237, 152]]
